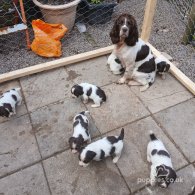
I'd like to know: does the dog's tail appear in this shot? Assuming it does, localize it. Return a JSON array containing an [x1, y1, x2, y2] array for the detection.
[[118, 128, 124, 140], [14, 87, 21, 92], [149, 131, 157, 141], [80, 110, 90, 115]]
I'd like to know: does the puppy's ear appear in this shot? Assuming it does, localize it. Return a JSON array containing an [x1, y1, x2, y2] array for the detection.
[[77, 135, 84, 145], [68, 137, 75, 145], [166, 166, 177, 184], [110, 18, 120, 44], [166, 64, 170, 72], [125, 15, 138, 46], [74, 85, 84, 97], [0, 106, 10, 117]]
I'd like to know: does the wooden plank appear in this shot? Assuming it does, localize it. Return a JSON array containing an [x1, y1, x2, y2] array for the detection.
[[141, 0, 157, 42], [147, 42, 195, 95], [0, 45, 114, 83]]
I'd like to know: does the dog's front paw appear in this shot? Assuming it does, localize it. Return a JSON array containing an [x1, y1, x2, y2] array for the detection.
[[117, 77, 126, 84], [83, 100, 88, 104], [91, 104, 100, 108]]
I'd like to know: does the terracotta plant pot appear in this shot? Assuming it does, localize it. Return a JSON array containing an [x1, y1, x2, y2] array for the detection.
[[32, 0, 81, 31]]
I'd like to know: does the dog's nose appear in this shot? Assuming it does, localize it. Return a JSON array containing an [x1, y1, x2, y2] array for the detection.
[[123, 28, 127, 33]]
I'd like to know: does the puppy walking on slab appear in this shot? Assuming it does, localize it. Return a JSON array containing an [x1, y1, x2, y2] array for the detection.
[[79, 128, 124, 167], [147, 131, 177, 188], [71, 83, 106, 108], [0, 88, 22, 118]]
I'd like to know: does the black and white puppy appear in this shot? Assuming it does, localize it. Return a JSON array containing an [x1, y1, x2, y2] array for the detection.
[[71, 83, 106, 108], [147, 131, 177, 188], [0, 88, 22, 118], [69, 111, 91, 153], [79, 128, 124, 167], [107, 52, 125, 75], [155, 57, 170, 80]]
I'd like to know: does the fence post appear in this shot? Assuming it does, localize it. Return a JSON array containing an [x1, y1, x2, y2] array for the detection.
[[141, 0, 157, 42], [182, 3, 195, 45]]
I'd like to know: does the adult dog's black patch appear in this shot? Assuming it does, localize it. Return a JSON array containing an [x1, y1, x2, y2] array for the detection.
[[135, 45, 150, 62], [158, 150, 170, 158], [151, 149, 157, 155], [83, 150, 96, 163], [110, 146, 115, 156], [137, 57, 155, 73], [96, 87, 106, 102], [100, 150, 105, 160], [87, 88, 92, 96], [107, 136, 118, 144], [12, 94, 17, 101]]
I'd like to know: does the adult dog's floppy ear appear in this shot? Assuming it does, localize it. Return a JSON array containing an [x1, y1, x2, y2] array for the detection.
[[110, 18, 120, 44], [125, 15, 138, 46]]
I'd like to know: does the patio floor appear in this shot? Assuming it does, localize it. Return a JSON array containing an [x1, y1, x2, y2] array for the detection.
[[0, 55, 194, 195]]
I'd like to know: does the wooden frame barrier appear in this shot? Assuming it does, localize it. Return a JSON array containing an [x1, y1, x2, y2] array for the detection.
[[0, 0, 194, 95]]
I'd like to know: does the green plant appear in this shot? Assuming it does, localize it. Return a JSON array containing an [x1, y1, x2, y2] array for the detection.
[[90, 0, 103, 4]]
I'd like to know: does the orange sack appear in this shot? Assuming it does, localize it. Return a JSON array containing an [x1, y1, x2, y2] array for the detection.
[[31, 19, 68, 57]]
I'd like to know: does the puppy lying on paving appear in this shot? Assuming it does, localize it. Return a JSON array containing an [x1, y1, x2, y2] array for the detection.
[[71, 83, 106, 108], [0, 88, 22, 118], [147, 131, 177, 188], [69, 111, 91, 153], [79, 128, 124, 167]]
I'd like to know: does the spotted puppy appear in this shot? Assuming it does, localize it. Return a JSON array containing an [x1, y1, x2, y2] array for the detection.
[[147, 131, 177, 188], [71, 83, 106, 108], [69, 111, 91, 153], [79, 128, 124, 167], [155, 57, 170, 79], [107, 52, 125, 75], [0, 88, 22, 117]]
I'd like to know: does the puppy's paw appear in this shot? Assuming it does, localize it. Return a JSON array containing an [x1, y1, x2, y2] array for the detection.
[[117, 77, 126, 84], [140, 84, 149, 92], [91, 104, 100, 108], [161, 74, 166, 80], [113, 156, 120, 163], [83, 100, 88, 104]]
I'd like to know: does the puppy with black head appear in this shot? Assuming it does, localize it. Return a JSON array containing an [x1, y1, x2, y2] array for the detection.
[[155, 57, 170, 80], [79, 128, 124, 167], [69, 111, 91, 153], [0, 88, 22, 118], [107, 52, 125, 75], [147, 131, 177, 188], [71, 83, 106, 108]]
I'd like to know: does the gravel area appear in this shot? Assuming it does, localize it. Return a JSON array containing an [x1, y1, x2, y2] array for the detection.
[[0, 0, 194, 82]]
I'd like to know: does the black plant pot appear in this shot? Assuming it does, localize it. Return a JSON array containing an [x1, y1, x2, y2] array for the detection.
[[78, 0, 117, 25]]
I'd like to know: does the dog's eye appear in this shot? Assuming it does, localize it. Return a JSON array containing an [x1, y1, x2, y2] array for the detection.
[[127, 21, 130, 26]]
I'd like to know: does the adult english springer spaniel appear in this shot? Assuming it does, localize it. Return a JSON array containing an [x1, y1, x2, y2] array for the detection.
[[110, 14, 157, 91]]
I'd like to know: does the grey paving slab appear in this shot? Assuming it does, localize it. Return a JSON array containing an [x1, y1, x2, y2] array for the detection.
[[0, 80, 27, 124], [43, 150, 130, 195], [154, 98, 195, 162], [31, 98, 101, 158], [65, 56, 119, 87], [20, 68, 74, 112], [0, 163, 50, 195], [86, 83, 150, 134], [135, 165, 195, 195], [0, 115, 41, 177], [107, 117, 187, 193], [130, 74, 193, 113]]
